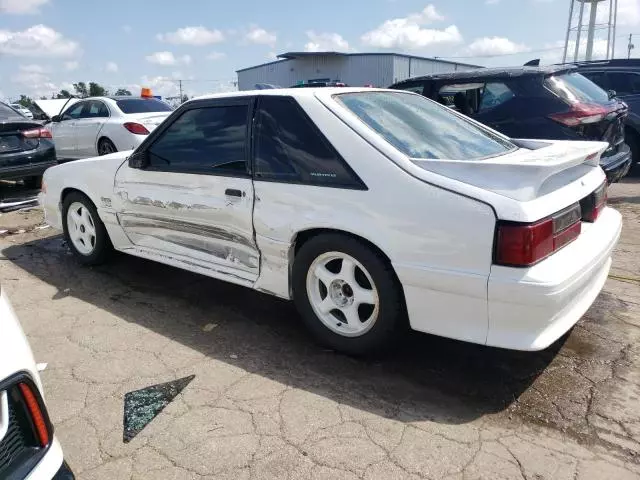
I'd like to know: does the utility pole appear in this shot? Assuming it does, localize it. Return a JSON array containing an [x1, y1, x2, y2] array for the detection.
[[628, 33, 634, 59], [178, 79, 183, 103]]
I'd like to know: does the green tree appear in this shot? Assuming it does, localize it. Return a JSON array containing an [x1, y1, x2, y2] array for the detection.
[[88, 82, 108, 97], [114, 88, 132, 96], [73, 82, 88, 98], [17, 95, 34, 108], [55, 89, 72, 99]]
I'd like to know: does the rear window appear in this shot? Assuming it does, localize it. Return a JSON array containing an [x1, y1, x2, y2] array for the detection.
[[115, 98, 173, 114], [334, 91, 516, 160], [545, 72, 609, 104], [0, 103, 22, 119]]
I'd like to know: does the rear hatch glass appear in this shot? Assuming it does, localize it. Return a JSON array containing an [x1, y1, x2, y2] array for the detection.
[[334, 91, 516, 160], [545, 72, 626, 157]]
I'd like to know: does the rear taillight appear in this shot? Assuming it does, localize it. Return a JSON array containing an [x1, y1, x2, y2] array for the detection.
[[548, 103, 609, 127], [123, 122, 150, 135], [18, 382, 50, 447], [581, 181, 607, 222], [21, 127, 52, 139], [495, 203, 582, 267]]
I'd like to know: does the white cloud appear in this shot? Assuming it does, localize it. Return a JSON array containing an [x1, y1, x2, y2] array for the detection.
[[10, 69, 71, 98], [0, 25, 80, 57], [361, 5, 462, 50], [207, 51, 226, 60], [245, 25, 277, 46], [19, 63, 45, 73], [106, 61, 119, 73], [304, 31, 351, 52], [466, 37, 530, 56], [64, 61, 79, 71], [0, 0, 49, 14], [157, 26, 224, 46], [266, 51, 278, 60], [145, 51, 191, 66]]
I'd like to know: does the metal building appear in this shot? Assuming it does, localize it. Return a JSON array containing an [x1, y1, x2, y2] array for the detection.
[[236, 52, 482, 91]]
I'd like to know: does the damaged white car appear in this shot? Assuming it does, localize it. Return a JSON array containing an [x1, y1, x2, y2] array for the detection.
[[40, 88, 621, 355]]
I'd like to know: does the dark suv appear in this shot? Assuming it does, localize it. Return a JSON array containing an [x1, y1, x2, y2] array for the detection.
[[570, 58, 640, 170], [389, 65, 632, 183]]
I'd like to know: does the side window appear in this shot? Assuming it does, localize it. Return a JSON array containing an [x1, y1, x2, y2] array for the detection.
[[438, 83, 483, 115], [607, 72, 635, 95], [62, 102, 87, 120], [479, 82, 515, 112], [87, 101, 109, 118], [254, 96, 364, 188], [147, 104, 248, 175]]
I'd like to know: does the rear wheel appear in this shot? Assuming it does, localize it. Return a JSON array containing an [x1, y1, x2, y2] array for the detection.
[[62, 192, 112, 265], [292, 234, 406, 355], [98, 138, 117, 156]]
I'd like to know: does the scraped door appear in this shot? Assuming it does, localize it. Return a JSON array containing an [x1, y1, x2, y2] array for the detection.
[[113, 97, 260, 283]]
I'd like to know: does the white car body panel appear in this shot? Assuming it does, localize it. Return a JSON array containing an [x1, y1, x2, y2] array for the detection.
[[40, 87, 622, 351], [48, 97, 171, 160], [0, 289, 66, 479]]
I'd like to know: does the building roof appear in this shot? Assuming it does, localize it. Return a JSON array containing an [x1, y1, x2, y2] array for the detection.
[[391, 64, 576, 84], [193, 86, 389, 101], [236, 51, 482, 73]]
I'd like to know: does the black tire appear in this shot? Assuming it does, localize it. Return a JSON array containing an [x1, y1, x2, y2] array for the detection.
[[62, 192, 112, 265], [98, 138, 117, 156], [23, 176, 42, 189], [292, 234, 406, 356]]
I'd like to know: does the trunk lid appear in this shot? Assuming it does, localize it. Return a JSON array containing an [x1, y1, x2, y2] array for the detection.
[[413, 139, 608, 202], [124, 112, 170, 131], [0, 121, 43, 163]]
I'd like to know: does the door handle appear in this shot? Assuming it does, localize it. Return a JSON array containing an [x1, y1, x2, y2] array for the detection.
[[225, 188, 243, 197]]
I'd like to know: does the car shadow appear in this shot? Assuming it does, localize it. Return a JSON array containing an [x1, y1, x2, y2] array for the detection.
[[3, 235, 565, 426]]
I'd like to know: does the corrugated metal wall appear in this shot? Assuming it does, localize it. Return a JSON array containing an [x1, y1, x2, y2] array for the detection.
[[392, 56, 478, 85], [237, 55, 478, 90]]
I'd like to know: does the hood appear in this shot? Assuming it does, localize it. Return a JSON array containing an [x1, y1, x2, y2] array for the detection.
[[34, 98, 80, 118]]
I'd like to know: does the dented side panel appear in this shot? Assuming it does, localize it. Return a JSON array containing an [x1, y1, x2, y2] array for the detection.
[[113, 165, 260, 279]]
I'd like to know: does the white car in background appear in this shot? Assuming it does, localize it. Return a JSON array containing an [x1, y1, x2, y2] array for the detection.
[[41, 88, 621, 355], [9, 104, 34, 119], [47, 96, 172, 160], [0, 287, 75, 479]]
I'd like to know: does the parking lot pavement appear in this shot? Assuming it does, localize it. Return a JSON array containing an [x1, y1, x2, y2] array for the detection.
[[0, 179, 639, 480]]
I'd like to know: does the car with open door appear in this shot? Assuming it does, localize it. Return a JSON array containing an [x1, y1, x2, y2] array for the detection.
[[0, 285, 75, 479], [389, 65, 632, 183], [40, 88, 621, 355], [0, 101, 56, 188], [47, 96, 172, 161]]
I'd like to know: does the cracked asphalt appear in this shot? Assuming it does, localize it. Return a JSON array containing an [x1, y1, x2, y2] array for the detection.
[[0, 178, 639, 479]]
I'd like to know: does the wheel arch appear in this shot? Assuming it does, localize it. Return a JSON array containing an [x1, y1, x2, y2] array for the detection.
[[288, 227, 406, 310]]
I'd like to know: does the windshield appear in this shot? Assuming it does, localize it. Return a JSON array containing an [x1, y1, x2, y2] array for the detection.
[[335, 91, 515, 160], [545, 72, 610, 104], [115, 98, 172, 114]]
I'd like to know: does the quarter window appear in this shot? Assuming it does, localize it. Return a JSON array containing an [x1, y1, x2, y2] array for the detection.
[[147, 105, 248, 175], [254, 96, 364, 188], [479, 82, 515, 112], [87, 101, 109, 118]]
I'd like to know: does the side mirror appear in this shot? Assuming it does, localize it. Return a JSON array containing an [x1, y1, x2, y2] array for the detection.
[[607, 90, 617, 100], [51, 115, 61, 122], [128, 151, 148, 169]]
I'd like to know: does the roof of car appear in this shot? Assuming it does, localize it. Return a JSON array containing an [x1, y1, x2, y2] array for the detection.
[[192, 87, 391, 101], [391, 64, 576, 85]]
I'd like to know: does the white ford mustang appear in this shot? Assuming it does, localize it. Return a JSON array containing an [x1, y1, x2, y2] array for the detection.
[[39, 88, 621, 355], [47, 96, 172, 160]]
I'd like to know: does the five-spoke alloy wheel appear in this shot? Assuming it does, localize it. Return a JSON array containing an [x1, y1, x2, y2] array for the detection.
[[62, 192, 112, 265], [293, 234, 406, 355]]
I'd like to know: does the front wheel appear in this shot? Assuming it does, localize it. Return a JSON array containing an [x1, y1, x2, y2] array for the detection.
[[292, 234, 406, 355], [62, 192, 112, 265]]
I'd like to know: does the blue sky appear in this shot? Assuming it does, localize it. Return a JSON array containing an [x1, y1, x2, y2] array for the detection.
[[2, 0, 640, 101]]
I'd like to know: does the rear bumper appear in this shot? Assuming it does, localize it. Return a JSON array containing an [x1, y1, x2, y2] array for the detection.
[[487, 207, 622, 351], [600, 144, 632, 183], [0, 146, 57, 181]]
